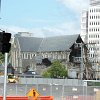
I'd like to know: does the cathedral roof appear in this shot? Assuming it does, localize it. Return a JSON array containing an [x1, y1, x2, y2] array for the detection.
[[15, 34, 81, 52]]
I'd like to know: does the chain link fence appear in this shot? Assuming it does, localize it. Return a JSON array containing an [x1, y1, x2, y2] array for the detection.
[[0, 77, 100, 100]]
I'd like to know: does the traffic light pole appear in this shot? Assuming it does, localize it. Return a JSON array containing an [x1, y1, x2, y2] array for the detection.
[[3, 53, 8, 100]]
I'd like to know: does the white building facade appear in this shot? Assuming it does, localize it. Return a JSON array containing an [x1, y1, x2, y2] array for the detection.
[[81, 9, 88, 43], [81, 0, 100, 78], [81, 0, 100, 62]]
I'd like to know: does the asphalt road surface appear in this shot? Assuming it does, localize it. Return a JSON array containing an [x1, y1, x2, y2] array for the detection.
[[0, 83, 99, 100]]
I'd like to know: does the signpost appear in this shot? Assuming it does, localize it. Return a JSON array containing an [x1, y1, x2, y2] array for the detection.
[[26, 87, 40, 100], [0, 31, 11, 100], [3, 53, 8, 100]]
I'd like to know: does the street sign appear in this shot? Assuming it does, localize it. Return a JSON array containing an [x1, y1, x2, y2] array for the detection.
[[26, 87, 40, 99]]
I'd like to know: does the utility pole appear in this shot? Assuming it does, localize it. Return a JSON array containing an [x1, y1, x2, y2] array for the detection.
[[3, 53, 8, 100]]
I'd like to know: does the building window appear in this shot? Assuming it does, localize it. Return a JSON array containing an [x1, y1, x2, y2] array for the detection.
[[91, 54, 92, 57], [26, 53, 28, 59], [33, 53, 35, 57], [96, 16, 97, 19], [94, 9, 95, 12], [96, 35, 97, 38], [28, 53, 30, 59], [96, 28, 97, 31], [30, 54, 33, 59], [98, 22, 99, 25], [98, 16, 100, 19], [98, 41, 99, 44], [23, 53, 25, 59], [96, 22, 97, 25]]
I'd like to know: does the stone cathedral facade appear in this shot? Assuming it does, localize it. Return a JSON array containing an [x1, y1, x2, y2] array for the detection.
[[11, 33, 89, 79]]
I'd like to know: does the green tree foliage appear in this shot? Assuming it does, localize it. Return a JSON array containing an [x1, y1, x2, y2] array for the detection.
[[42, 60, 68, 78], [42, 70, 51, 78]]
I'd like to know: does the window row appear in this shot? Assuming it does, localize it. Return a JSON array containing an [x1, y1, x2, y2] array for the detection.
[[89, 28, 100, 32], [89, 21, 100, 25], [88, 47, 99, 51], [89, 40, 100, 44], [89, 47, 95, 51], [88, 53, 95, 58], [89, 34, 99, 38], [21, 52, 68, 60], [21, 53, 36, 59], [90, 15, 100, 19], [42, 52, 67, 60], [90, 8, 100, 13]]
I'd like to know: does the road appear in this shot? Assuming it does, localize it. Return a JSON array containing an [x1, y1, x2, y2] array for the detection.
[[0, 83, 99, 100]]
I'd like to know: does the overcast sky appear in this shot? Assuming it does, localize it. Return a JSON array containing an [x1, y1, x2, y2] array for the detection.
[[0, 0, 89, 37]]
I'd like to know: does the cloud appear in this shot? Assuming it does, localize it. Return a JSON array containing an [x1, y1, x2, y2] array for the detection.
[[0, 0, 89, 37], [58, 0, 89, 14], [0, 25, 45, 37], [0, 25, 29, 36], [41, 21, 80, 37], [41, 0, 89, 37], [0, 22, 80, 37]]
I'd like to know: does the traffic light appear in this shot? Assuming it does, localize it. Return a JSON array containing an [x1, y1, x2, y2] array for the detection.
[[0, 31, 11, 54]]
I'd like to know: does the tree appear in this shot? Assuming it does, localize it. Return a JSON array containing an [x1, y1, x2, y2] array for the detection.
[[42, 60, 68, 78], [42, 70, 51, 78]]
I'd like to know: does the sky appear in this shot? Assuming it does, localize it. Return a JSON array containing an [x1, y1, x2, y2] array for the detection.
[[0, 0, 89, 37]]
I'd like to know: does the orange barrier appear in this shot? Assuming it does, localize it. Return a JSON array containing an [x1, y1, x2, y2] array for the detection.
[[0, 97, 2, 100], [0, 96, 28, 100], [37, 96, 53, 100]]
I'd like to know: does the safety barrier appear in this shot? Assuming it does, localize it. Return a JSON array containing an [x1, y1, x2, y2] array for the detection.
[[0, 96, 54, 100], [37, 96, 53, 100], [0, 96, 29, 100]]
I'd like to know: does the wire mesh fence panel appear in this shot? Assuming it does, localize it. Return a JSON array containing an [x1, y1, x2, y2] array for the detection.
[[1, 79, 100, 100]]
